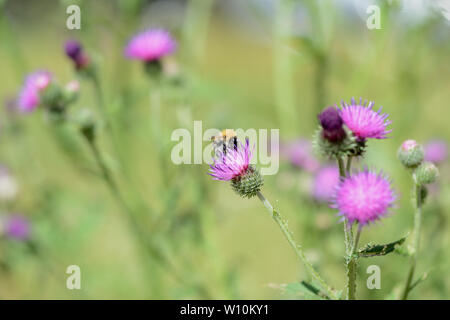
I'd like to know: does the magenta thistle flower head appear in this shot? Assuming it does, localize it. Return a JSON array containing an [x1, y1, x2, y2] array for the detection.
[[340, 98, 392, 141], [281, 139, 320, 172], [318, 106, 346, 143], [424, 140, 448, 165], [312, 165, 340, 203], [331, 170, 396, 226], [3, 214, 30, 241], [18, 70, 52, 112], [124, 29, 177, 62], [209, 138, 263, 198], [209, 138, 253, 181]]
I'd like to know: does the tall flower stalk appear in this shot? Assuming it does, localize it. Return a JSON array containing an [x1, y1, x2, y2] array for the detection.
[[315, 99, 396, 300], [398, 140, 439, 299]]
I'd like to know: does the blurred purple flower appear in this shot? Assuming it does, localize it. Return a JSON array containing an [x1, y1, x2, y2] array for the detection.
[[64, 39, 90, 70], [4, 215, 30, 241], [124, 29, 177, 62], [281, 139, 320, 172], [312, 165, 340, 203], [18, 70, 52, 112], [424, 140, 448, 165]]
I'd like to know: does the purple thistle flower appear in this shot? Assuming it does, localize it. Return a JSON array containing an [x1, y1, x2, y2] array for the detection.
[[209, 139, 253, 181], [281, 139, 320, 173], [340, 98, 392, 141], [64, 39, 90, 70], [17, 70, 52, 112], [4, 215, 30, 241], [312, 165, 340, 203], [424, 140, 448, 165], [331, 170, 396, 226], [65, 40, 82, 59], [124, 29, 177, 62], [318, 106, 346, 143]]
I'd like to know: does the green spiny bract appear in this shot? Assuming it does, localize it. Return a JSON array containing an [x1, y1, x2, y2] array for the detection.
[[414, 162, 439, 185], [231, 165, 263, 199], [312, 126, 359, 159]]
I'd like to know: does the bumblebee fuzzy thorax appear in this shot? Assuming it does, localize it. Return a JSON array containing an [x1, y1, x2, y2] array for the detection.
[[211, 129, 238, 155]]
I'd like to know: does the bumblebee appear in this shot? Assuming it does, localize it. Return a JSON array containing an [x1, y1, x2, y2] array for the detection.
[[211, 129, 238, 155]]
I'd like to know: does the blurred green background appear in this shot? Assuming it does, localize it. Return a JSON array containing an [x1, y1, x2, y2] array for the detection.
[[0, 0, 449, 299]]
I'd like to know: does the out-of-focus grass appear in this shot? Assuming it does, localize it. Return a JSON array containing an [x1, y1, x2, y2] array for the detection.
[[0, 0, 449, 299]]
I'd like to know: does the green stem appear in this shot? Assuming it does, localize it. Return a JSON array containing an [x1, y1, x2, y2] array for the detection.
[[83, 135, 212, 298], [274, 0, 297, 136], [337, 156, 346, 178], [347, 226, 361, 300], [337, 155, 358, 299], [256, 191, 337, 300], [346, 155, 353, 174], [401, 184, 423, 300]]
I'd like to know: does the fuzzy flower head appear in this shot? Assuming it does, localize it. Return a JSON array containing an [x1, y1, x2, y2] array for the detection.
[[2, 215, 30, 241], [318, 106, 346, 143], [209, 139, 263, 198], [340, 98, 392, 141], [312, 165, 340, 203], [424, 140, 448, 165], [124, 29, 177, 62], [281, 139, 320, 172], [209, 139, 253, 181], [64, 39, 90, 70], [332, 170, 396, 226], [18, 70, 52, 112]]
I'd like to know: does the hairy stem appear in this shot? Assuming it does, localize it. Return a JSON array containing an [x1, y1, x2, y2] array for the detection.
[[401, 184, 423, 300], [337, 155, 358, 299], [256, 191, 337, 299], [347, 226, 361, 300]]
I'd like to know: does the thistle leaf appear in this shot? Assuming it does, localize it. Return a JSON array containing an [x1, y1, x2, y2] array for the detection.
[[358, 236, 407, 258], [283, 281, 330, 300]]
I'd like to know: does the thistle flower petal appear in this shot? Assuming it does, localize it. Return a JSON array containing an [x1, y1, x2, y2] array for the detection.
[[340, 98, 392, 140], [17, 70, 52, 112], [124, 29, 177, 62], [208, 139, 253, 181], [331, 170, 396, 226]]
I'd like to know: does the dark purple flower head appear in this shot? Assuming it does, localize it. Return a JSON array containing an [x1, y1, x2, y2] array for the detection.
[[312, 165, 340, 203], [209, 139, 253, 181], [424, 140, 448, 165], [340, 98, 392, 141], [318, 106, 346, 143], [124, 29, 177, 62], [18, 70, 52, 112], [64, 39, 90, 70], [331, 170, 396, 226], [65, 40, 82, 59], [4, 215, 30, 241]]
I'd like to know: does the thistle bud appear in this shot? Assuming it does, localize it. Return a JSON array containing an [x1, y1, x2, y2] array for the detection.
[[77, 109, 96, 143], [414, 162, 439, 185], [62, 80, 80, 105], [318, 106, 346, 143], [398, 140, 424, 168], [231, 165, 264, 199], [65, 40, 90, 70]]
